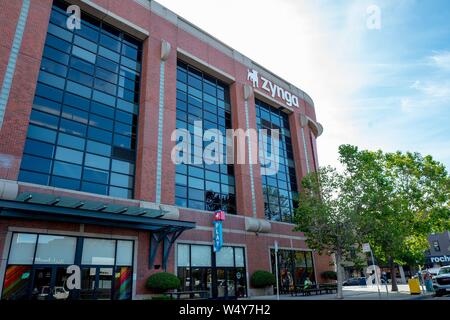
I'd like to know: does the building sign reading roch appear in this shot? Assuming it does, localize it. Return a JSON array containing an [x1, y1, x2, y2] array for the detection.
[[247, 69, 300, 108]]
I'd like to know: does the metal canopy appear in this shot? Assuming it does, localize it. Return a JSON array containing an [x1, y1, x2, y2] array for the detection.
[[1, 193, 196, 272], [0, 193, 196, 232], [15, 192, 163, 218]]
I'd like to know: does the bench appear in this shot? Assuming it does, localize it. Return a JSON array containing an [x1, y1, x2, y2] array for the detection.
[[167, 290, 210, 300], [290, 284, 337, 296]]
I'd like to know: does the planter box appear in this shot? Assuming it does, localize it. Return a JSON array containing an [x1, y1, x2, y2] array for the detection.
[[249, 285, 274, 297]]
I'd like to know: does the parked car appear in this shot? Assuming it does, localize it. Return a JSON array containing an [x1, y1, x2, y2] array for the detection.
[[343, 277, 366, 286], [432, 266, 450, 297]]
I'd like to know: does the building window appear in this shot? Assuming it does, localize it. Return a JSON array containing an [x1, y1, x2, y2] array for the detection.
[[270, 249, 315, 294], [176, 244, 247, 298], [175, 60, 236, 214], [2, 232, 133, 301], [255, 99, 298, 222], [18, 0, 142, 199], [433, 240, 441, 252]]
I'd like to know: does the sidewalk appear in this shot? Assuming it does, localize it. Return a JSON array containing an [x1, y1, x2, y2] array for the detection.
[[245, 285, 436, 300]]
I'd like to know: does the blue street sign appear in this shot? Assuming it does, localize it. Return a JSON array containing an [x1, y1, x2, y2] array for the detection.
[[213, 220, 223, 252]]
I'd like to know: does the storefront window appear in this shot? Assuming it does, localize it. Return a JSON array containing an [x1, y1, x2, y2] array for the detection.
[[81, 238, 115, 265], [8, 233, 37, 265], [176, 244, 247, 299], [191, 245, 211, 267], [235, 247, 245, 267], [34, 235, 76, 264], [271, 249, 316, 294], [116, 240, 133, 266], [1, 266, 32, 300], [216, 247, 234, 267], [177, 244, 190, 267], [2, 232, 134, 301]]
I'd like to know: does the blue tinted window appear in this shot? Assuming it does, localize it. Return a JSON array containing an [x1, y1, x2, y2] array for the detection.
[[111, 159, 134, 175], [51, 176, 80, 190], [109, 186, 130, 199], [27, 125, 57, 144], [175, 61, 235, 213], [86, 140, 111, 156], [24, 140, 54, 159], [30, 110, 59, 130], [33, 96, 61, 116], [83, 168, 109, 184], [55, 146, 83, 164], [85, 153, 110, 170], [21, 155, 52, 174], [57, 133, 85, 150], [18, 170, 50, 185], [81, 181, 108, 195], [110, 173, 133, 188], [53, 161, 82, 179], [19, 2, 141, 199], [35, 83, 64, 102], [256, 99, 297, 222]]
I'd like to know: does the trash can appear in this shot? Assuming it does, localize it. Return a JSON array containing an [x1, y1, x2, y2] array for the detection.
[[408, 278, 421, 295], [425, 279, 434, 293]]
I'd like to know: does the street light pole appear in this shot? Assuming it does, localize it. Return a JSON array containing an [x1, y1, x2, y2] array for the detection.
[[370, 249, 382, 299], [274, 241, 280, 301]]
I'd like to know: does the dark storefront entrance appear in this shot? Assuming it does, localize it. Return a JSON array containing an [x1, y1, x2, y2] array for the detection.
[[177, 244, 247, 299], [271, 249, 316, 294], [1, 232, 134, 300]]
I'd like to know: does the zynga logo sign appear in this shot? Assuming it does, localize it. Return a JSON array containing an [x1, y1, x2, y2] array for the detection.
[[247, 69, 299, 108]]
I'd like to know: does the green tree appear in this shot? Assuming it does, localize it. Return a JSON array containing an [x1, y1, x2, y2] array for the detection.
[[293, 166, 366, 299], [339, 145, 450, 291]]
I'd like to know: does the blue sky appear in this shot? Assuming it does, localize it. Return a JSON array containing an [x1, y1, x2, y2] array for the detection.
[[157, 0, 450, 170]]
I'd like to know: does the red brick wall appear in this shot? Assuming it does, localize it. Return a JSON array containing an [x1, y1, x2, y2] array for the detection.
[[0, 0, 331, 296]]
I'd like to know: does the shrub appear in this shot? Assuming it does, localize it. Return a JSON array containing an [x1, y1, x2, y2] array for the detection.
[[250, 270, 276, 288], [151, 295, 174, 300], [146, 272, 180, 293], [321, 271, 337, 280]]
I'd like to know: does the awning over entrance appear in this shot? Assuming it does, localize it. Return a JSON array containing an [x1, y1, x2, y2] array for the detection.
[[0, 192, 196, 270]]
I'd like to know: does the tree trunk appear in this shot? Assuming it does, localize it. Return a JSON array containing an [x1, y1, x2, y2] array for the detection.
[[335, 252, 344, 299], [389, 257, 398, 292]]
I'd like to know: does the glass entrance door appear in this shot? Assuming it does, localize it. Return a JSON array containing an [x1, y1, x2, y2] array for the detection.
[[215, 268, 236, 299], [80, 266, 114, 300]]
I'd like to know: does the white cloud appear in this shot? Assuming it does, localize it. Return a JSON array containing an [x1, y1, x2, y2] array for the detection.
[[429, 51, 450, 71], [156, 0, 450, 169]]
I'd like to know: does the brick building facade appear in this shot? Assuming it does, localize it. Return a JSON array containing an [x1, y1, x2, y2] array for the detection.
[[0, 0, 332, 300]]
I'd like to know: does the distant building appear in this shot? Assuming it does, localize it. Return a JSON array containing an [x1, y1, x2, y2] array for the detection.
[[425, 231, 450, 268]]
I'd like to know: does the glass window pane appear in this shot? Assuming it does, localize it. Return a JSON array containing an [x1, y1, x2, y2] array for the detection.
[[81, 181, 108, 195], [86, 140, 111, 156], [82, 238, 115, 265], [53, 161, 82, 179], [177, 244, 190, 267], [191, 245, 211, 267], [216, 246, 234, 267], [116, 240, 133, 266], [55, 146, 83, 164], [111, 159, 134, 175], [83, 167, 109, 184], [34, 235, 76, 264], [109, 186, 131, 199], [85, 153, 110, 170], [8, 233, 37, 265], [235, 247, 245, 267]]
